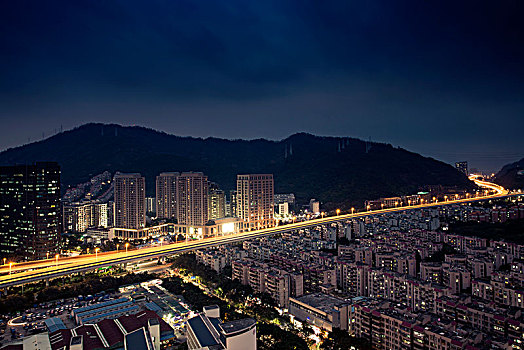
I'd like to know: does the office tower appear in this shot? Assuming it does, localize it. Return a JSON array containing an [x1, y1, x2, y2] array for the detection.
[[176, 172, 208, 226], [229, 190, 238, 217], [114, 173, 146, 230], [208, 188, 226, 220], [237, 174, 274, 230], [0, 162, 60, 260], [455, 161, 468, 175], [155, 172, 179, 220]]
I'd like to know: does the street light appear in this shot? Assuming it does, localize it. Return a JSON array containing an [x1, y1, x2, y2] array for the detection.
[[55, 254, 59, 267], [367, 205, 371, 211], [125, 242, 129, 256], [116, 244, 120, 253], [3, 258, 6, 265], [95, 247, 100, 261], [351, 207, 355, 214], [46, 252, 49, 260], [408, 200, 411, 206], [9, 262, 13, 275], [336, 209, 340, 216]]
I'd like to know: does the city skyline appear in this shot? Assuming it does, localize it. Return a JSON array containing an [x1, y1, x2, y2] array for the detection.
[[0, 2, 523, 349]]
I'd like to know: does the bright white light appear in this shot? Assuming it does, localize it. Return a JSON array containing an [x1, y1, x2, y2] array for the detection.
[[222, 223, 235, 233]]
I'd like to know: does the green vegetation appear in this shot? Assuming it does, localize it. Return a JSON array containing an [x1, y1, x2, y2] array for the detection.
[[170, 253, 309, 349], [257, 323, 308, 350], [162, 276, 244, 322], [448, 220, 524, 244]]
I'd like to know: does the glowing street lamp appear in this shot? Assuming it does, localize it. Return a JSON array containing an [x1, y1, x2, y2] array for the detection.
[[351, 207, 355, 214], [116, 244, 120, 253], [381, 203, 384, 210], [9, 262, 13, 275], [321, 212, 325, 219], [408, 200, 411, 206], [3, 258, 6, 265], [367, 205, 371, 211], [46, 252, 49, 260], [125, 243, 129, 256], [444, 195, 448, 202], [95, 247, 100, 261], [395, 202, 398, 207], [336, 209, 340, 216]]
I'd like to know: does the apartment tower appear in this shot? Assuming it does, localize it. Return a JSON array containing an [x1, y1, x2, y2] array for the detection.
[[237, 174, 274, 230], [176, 172, 209, 226], [155, 172, 179, 220], [114, 173, 146, 230]]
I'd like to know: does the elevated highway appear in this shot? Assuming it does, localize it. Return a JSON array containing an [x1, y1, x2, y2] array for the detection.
[[0, 178, 510, 288]]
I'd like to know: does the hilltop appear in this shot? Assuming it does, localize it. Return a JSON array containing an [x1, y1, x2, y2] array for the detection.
[[0, 123, 472, 208]]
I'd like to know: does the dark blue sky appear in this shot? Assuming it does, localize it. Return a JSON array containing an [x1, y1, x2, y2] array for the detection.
[[1, 0, 523, 172]]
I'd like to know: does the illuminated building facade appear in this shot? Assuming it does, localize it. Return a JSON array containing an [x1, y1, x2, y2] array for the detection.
[[114, 173, 146, 230], [237, 174, 274, 230], [155, 172, 179, 220], [0, 162, 60, 260], [176, 172, 208, 226]]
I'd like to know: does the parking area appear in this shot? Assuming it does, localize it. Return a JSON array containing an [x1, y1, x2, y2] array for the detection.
[[0, 291, 120, 347]]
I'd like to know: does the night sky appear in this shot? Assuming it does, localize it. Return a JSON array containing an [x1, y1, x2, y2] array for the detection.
[[1, 1, 523, 172]]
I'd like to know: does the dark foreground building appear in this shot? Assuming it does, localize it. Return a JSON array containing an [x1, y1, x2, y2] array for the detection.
[[0, 162, 60, 260]]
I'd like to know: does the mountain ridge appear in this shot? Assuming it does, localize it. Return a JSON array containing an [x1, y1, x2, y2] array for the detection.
[[0, 123, 473, 209], [495, 158, 524, 190]]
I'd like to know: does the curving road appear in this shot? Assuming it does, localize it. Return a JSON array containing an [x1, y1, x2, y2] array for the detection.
[[0, 177, 509, 288]]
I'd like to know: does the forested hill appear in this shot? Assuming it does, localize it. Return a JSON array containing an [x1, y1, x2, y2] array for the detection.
[[0, 123, 472, 208]]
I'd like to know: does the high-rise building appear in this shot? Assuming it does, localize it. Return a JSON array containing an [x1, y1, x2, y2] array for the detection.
[[228, 190, 238, 217], [237, 174, 274, 230], [114, 173, 146, 230], [63, 201, 108, 233], [208, 188, 226, 220], [455, 161, 468, 175], [0, 162, 60, 260], [107, 200, 115, 227], [145, 197, 156, 215], [176, 172, 209, 226], [309, 199, 320, 214], [155, 172, 179, 220]]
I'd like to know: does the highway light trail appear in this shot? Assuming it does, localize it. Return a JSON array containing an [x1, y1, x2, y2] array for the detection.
[[0, 178, 510, 288]]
